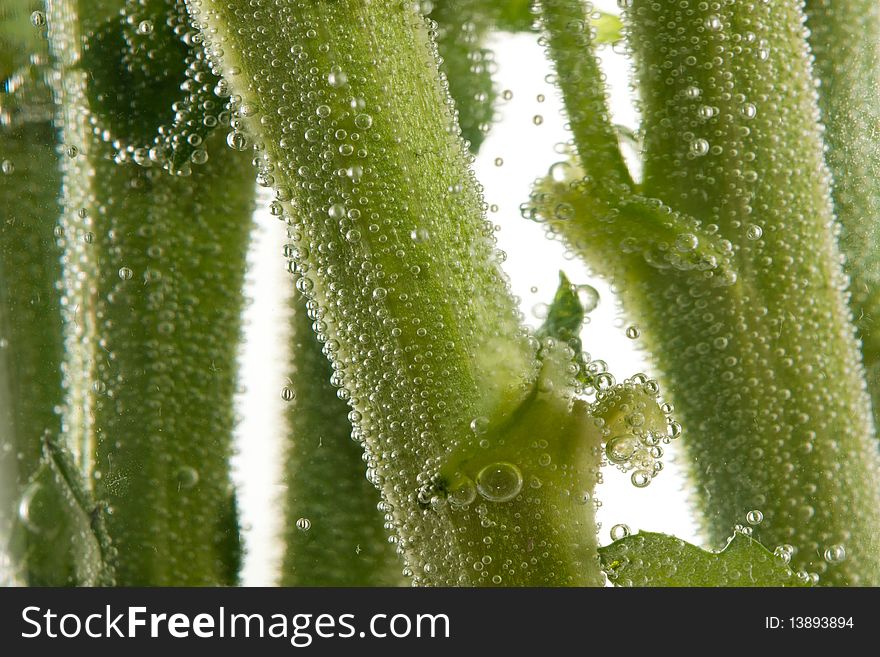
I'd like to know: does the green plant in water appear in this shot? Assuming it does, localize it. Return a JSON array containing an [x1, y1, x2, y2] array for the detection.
[[0, 0, 878, 587]]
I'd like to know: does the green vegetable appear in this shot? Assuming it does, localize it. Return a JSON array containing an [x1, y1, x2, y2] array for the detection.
[[1, 0, 878, 590]]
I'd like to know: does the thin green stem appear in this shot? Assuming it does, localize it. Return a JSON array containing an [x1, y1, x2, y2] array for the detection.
[[187, 0, 604, 585], [1, 0, 95, 584], [282, 291, 403, 586], [540, 0, 632, 189], [429, 0, 497, 152]]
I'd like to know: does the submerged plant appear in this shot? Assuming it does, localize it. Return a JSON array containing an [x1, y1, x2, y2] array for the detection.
[[0, 0, 878, 587]]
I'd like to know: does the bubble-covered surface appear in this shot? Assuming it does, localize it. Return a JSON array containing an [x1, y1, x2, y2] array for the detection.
[[282, 290, 403, 586], [600, 529, 808, 587], [1, 0, 68, 585], [47, 0, 254, 585], [536, 0, 880, 584], [184, 0, 616, 585], [803, 1, 880, 432]]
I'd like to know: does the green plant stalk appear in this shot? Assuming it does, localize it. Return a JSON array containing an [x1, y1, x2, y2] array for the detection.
[[48, 0, 254, 585], [1, 0, 92, 584], [187, 0, 605, 586], [429, 0, 497, 152], [539, 0, 631, 190], [802, 1, 880, 428], [282, 291, 403, 586], [537, 0, 880, 584]]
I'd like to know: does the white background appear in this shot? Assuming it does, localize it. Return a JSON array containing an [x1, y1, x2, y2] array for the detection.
[[232, 4, 702, 586]]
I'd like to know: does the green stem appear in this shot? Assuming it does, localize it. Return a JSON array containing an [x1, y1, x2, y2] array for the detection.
[[1, 0, 94, 584], [537, 0, 880, 584], [186, 0, 603, 585], [429, 0, 497, 151], [282, 291, 403, 586], [802, 1, 880, 429], [539, 0, 632, 189], [48, 0, 254, 585]]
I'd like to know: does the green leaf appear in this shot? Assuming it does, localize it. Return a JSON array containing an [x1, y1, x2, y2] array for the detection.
[[9, 437, 113, 586], [600, 531, 809, 587], [537, 271, 584, 346]]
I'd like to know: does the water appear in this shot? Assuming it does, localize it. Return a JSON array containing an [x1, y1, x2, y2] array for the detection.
[[2, 0, 876, 587]]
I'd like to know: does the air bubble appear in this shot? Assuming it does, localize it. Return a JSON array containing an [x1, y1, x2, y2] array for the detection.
[[30, 11, 46, 27], [606, 434, 638, 463], [448, 477, 477, 506], [576, 284, 600, 312], [746, 509, 763, 525], [774, 544, 795, 564], [824, 545, 846, 564], [690, 138, 709, 157], [469, 417, 489, 435], [610, 523, 631, 541], [411, 228, 430, 243], [281, 386, 296, 402], [296, 518, 311, 531], [118, 267, 133, 280], [176, 467, 199, 490], [476, 462, 523, 502], [678, 233, 700, 254], [328, 70, 348, 88], [226, 131, 249, 151]]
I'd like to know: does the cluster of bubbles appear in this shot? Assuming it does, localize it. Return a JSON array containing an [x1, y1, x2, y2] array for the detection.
[[80, 1, 231, 174], [581, 367, 680, 488]]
